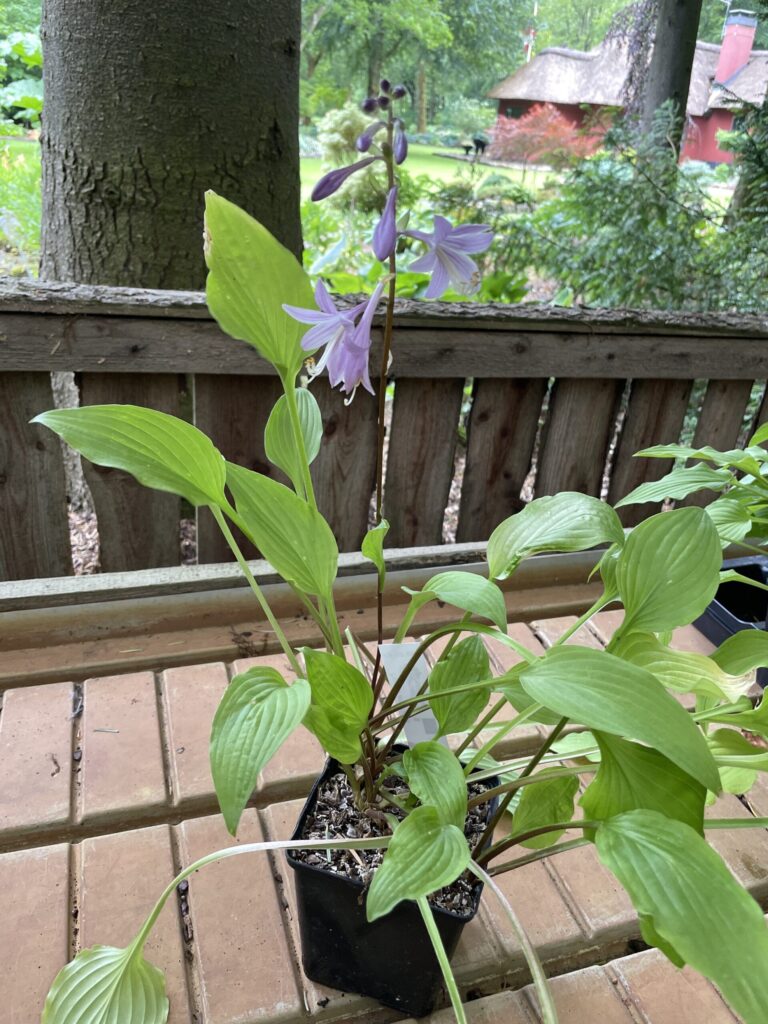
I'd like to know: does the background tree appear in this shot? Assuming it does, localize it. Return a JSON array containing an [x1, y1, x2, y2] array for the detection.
[[640, 0, 704, 146], [41, 0, 302, 288], [535, 0, 629, 51]]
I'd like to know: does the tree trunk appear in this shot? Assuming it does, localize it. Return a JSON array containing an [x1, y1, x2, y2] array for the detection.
[[640, 0, 703, 149], [417, 61, 428, 134], [40, 0, 302, 288]]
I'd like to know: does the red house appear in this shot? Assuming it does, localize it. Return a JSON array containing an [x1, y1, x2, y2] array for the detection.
[[487, 11, 768, 164]]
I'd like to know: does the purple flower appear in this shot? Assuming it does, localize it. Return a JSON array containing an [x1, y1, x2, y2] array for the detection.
[[393, 120, 408, 165], [372, 186, 398, 261], [392, 84, 407, 99], [361, 97, 379, 113], [311, 157, 378, 201], [404, 216, 493, 299], [283, 280, 385, 401], [380, 79, 391, 94], [356, 120, 386, 153], [378, 95, 390, 110]]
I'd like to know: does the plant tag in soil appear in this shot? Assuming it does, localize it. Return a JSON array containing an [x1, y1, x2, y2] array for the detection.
[[378, 642, 446, 747]]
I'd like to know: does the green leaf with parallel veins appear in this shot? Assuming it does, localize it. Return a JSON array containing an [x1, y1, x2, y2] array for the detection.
[[706, 497, 753, 546], [705, 696, 768, 741], [615, 465, 733, 507], [302, 649, 372, 764], [403, 571, 507, 631], [634, 443, 768, 471], [613, 631, 753, 702], [32, 405, 226, 507], [492, 663, 562, 725], [366, 806, 470, 922], [709, 728, 768, 772], [42, 943, 168, 1024], [404, 742, 468, 828], [210, 667, 311, 835], [596, 810, 768, 1024], [488, 492, 624, 579], [749, 421, 768, 447], [520, 646, 721, 793], [227, 461, 337, 598], [511, 773, 579, 849], [204, 191, 315, 378], [264, 389, 322, 493], [617, 507, 721, 633], [712, 630, 768, 676], [428, 635, 492, 736], [580, 732, 706, 834], [362, 519, 389, 592]]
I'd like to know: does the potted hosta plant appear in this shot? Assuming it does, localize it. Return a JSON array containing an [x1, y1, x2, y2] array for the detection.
[[618, 435, 768, 684], [38, 84, 768, 1024]]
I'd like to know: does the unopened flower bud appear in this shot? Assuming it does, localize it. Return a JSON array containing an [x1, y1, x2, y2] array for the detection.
[[380, 78, 391, 94], [378, 95, 390, 109], [392, 84, 407, 99], [356, 120, 386, 152], [361, 97, 379, 113]]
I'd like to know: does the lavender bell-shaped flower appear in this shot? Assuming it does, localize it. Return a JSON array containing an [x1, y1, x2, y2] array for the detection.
[[327, 280, 385, 401], [311, 157, 378, 202], [356, 120, 386, 153], [282, 280, 366, 381], [404, 215, 493, 299], [372, 187, 398, 261]]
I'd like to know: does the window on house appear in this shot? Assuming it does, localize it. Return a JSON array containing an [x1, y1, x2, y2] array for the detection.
[[505, 105, 524, 118]]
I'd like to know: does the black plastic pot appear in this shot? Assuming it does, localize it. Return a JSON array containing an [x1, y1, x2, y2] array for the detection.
[[694, 555, 768, 688], [286, 755, 497, 1018]]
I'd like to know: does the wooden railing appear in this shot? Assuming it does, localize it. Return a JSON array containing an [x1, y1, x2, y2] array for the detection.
[[1, 280, 767, 581]]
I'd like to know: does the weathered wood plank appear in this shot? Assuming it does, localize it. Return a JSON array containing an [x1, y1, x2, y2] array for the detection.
[[385, 378, 464, 546], [3, 311, 768, 379], [0, 372, 72, 580], [535, 378, 624, 496], [2, 279, 767, 338], [311, 380, 378, 552], [193, 374, 284, 563], [78, 373, 181, 571], [608, 378, 693, 526], [457, 377, 548, 542]]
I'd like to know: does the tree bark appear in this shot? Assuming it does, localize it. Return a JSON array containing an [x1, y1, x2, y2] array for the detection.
[[417, 61, 428, 134], [40, 0, 302, 288], [640, 0, 703, 149]]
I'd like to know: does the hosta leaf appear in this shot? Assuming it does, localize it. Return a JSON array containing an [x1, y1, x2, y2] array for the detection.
[[615, 465, 733, 507], [32, 406, 226, 507], [613, 631, 753, 703], [488, 493, 624, 579], [634, 443, 768, 470], [712, 630, 768, 676], [596, 810, 768, 1024], [511, 774, 579, 849], [428, 635, 492, 736], [492, 664, 562, 725], [520, 646, 721, 793], [403, 571, 507, 631], [42, 943, 168, 1024], [709, 727, 768, 772], [617, 507, 721, 633], [264, 389, 322, 493], [404, 742, 468, 828], [204, 191, 315, 378], [227, 461, 337, 598], [302, 649, 372, 764], [706, 498, 753, 546], [210, 667, 311, 835], [706, 696, 768, 741], [362, 519, 389, 591], [366, 806, 470, 922], [580, 732, 705, 834]]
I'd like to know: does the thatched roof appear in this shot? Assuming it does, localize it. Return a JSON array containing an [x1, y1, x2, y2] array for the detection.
[[489, 39, 768, 115]]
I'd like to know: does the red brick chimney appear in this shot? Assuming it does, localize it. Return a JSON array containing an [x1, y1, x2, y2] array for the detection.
[[715, 10, 758, 83]]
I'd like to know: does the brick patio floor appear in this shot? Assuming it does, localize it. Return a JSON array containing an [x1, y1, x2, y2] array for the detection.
[[2, 613, 766, 1023]]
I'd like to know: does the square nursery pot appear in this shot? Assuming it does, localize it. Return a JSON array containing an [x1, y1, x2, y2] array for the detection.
[[286, 755, 497, 1018], [694, 555, 768, 688]]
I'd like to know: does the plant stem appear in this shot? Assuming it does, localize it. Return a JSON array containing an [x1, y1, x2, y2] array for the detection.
[[467, 764, 593, 811], [417, 897, 468, 1024], [282, 376, 318, 510], [461, 706, 542, 776], [456, 697, 508, 757], [211, 505, 301, 675], [488, 837, 590, 876], [478, 820, 599, 867], [552, 592, 613, 646], [467, 862, 559, 1024]]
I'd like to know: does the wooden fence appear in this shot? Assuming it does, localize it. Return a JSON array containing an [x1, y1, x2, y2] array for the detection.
[[1, 280, 767, 581]]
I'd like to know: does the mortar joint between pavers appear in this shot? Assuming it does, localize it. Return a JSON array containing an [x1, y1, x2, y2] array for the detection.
[[153, 670, 176, 808], [68, 839, 82, 959], [603, 961, 657, 1024], [167, 821, 205, 1023], [71, 682, 84, 826]]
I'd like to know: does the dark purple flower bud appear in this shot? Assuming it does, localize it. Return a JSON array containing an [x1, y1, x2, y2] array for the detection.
[[356, 120, 386, 152], [361, 96, 379, 113], [373, 186, 398, 261], [392, 84, 407, 99], [311, 157, 377, 201], [380, 78, 391, 94], [378, 95, 390, 110], [393, 120, 408, 165]]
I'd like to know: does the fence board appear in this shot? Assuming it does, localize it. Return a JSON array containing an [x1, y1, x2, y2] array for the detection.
[[385, 378, 464, 547], [0, 372, 72, 580], [193, 374, 284, 563], [78, 373, 181, 571], [684, 378, 757, 507], [457, 377, 548, 542], [311, 380, 378, 552], [535, 378, 624, 496], [608, 378, 693, 526]]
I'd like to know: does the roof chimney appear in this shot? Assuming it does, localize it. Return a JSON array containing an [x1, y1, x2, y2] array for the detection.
[[716, 10, 757, 84]]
